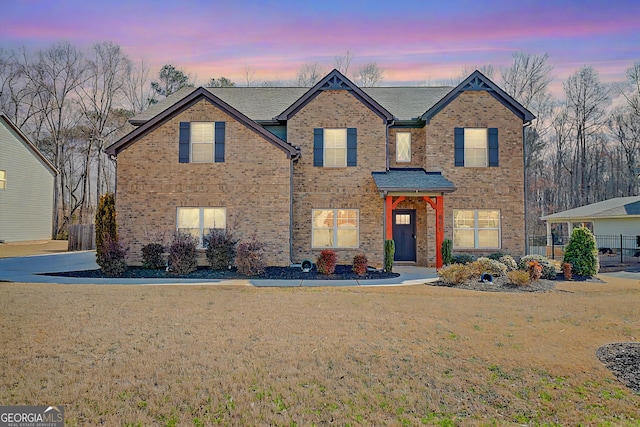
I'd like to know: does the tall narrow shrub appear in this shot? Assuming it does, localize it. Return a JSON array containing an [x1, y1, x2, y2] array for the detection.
[[95, 192, 117, 260], [563, 227, 599, 276], [384, 240, 395, 273], [441, 239, 453, 265]]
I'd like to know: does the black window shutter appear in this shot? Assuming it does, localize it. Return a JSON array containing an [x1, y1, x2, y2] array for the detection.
[[215, 122, 225, 162], [179, 122, 190, 163], [347, 128, 357, 166], [454, 127, 464, 167], [313, 128, 323, 167], [488, 128, 499, 167]]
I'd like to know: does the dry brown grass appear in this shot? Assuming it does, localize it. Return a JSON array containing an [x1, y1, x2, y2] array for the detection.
[[1, 277, 639, 426], [0, 240, 68, 258]]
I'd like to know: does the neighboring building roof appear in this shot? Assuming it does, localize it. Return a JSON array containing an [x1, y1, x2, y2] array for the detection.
[[0, 113, 57, 174], [540, 196, 640, 221], [422, 70, 535, 124], [371, 168, 457, 193], [105, 88, 299, 158]]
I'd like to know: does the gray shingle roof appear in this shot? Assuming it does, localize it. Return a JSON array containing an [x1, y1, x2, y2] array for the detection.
[[540, 196, 640, 220], [362, 87, 453, 120], [208, 87, 307, 121], [372, 168, 456, 193]]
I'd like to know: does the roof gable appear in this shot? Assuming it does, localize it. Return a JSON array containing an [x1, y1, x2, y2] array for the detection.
[[106, 88, 299, 158], [0, 113, 57, 174], [421, 70, 535, 123], [276, 69, 395, 122], [540, 196, 640, 220]]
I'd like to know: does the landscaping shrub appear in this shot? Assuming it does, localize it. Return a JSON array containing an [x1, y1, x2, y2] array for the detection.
[[528, 260, 542, 282], [167, 232, 198, 275], [441, 239, 453, 265], [499, 255, 518, 272], [235, 237, 265, 276], [507, 270, 530, 286], [95, 192, 117, 261], [204, 230, 237, 270], [384, 240, 395, 272], [437, 263, 475, 285], [352, 254, 368, 275], [141, 243, 165, 269], [96, 235, 127, 277], [451, 253, 475, 265], [472, 257, 508, 277], [563, 262, 573, 280], [563, 226, 599, 277], [518, 255, 557, 279], [316, 249, 337, 275], [487, 252, 509, 261]]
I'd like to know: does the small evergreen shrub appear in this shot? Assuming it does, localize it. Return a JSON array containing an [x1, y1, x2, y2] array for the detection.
[[352, 254, 368, 276], [528, 260, 542, 282], [437, 264, 475, 285], [235, 237, 265, 276], [204, 230, 237, 270], [451, 253, 475, 265], [316, 249, 337, 275], [518, 255, 556, 279], [384, 240, 395, 273], [487, 252, 509, 261], [167, 232, 198, 275], [96, 235, 127, 277], [562, 227, 599, 277], [95, 192, 117, 262], [507, 270, 530, 286], [141, 243, 165, 269], [499, 255, 518, 272], [563, 262, 573, 280], [472, 257, 508, 277], [441, 239, 453, 265]]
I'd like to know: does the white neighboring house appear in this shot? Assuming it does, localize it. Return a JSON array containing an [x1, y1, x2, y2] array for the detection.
[[0, 113, 57, 242]]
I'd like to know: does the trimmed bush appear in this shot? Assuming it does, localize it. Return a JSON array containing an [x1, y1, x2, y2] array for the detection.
[[562, 227, 599, 277], [141, 243, 165, 269], [437, 263, 475, 285], [316, 249, 337, 275], [472, 257, 508, 277], [563, 262, 573, 280], [95, 192, 117, 261], [204, 230, 237, 270], [518, 255, 556, 280], [507, 270, 530, 286], [167, 232, 198, 275], [487, 252, 509, 261], [352, 254, 368, 276], [499, 255, 518, 272], [441, 239, 453, 265], [235, 237, 265, 276], [528, 260, 542, 282], [451, 253, 475, 265], [96, 235, 127, 277], [384, 240, 395, 273]]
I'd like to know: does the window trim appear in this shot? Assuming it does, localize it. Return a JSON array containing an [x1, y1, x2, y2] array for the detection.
[[312, 208, 359, 249], [452, 209, 501, 249], [190, 122, 215, 163], [463, 128, 488, 167], [323, 128, 347, 168], [176, 207, 226, 247], [396, 132, 411, 163], [0, 170, 5, 190]]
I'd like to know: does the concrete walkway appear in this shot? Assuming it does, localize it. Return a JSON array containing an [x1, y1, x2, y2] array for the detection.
[[0, 251, 438, 286]]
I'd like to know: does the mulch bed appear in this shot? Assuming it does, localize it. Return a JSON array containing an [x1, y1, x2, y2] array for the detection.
[[428, 273, 603, 293], [596, 343, 640, 394], [42, 264, 400, 281]]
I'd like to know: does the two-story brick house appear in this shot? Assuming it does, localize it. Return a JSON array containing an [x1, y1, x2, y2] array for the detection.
[[106, 69, 534, 268]]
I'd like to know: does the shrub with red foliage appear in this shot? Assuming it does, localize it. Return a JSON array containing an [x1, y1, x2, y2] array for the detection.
[[316, 249, 337, 275]]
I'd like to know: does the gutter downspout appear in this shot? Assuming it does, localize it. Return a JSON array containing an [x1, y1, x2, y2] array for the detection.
[[523, 120, 532, 255], [289, 151, 299, 265]]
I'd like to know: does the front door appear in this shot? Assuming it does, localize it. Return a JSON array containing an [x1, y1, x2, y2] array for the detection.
[[393, 210, 416, 261]]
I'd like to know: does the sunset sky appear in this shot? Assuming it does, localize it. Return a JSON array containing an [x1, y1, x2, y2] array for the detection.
[[1, 0, 639, 92]]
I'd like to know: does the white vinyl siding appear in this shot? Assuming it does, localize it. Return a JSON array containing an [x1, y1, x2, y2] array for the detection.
[[312, 209, 359, 248], [0, 170, 5, 190], [453, 209, 500, 249]]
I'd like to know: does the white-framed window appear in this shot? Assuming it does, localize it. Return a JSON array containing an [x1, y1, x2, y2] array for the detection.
[[190, 122, 215, 163], [312, 209, 359, 248], [324, 129, 347, 168], [0, 170, 5, 190], [177, 207, 226, 247], [453, 209, 500, 249], [464, 128, 487, 167], [396, 132, 411, 162]]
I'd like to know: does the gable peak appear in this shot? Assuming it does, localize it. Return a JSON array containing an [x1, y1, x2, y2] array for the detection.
[[320, 70, 352, 91]]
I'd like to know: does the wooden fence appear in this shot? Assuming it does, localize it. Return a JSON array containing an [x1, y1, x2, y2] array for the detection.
[[68, 224, 95, 251]]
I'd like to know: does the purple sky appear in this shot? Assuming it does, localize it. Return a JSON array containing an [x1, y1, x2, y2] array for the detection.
[[2, 0, 639, 92]]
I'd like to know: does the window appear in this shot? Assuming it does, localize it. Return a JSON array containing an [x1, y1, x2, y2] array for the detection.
[[0, 170, 5, 190], [179, 121, 225, 163], [312, 209, 359, 248], [177, 207, 226, 246], [191, 122, 215, 163], [323, 129, 347, 167], [453, 209, 500, 249], [396, 132, 411, 162], [454, 127, 498, 167]]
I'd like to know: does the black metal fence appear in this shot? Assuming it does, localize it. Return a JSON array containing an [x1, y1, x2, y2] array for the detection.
[[527, 234, 640, 266]]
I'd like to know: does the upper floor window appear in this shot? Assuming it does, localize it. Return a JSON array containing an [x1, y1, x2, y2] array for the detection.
[[177, 207, 226, 247], [179, 122, 225, 164], [396, 132, 411, 162], [454, 127, 498, 167], [312, 209, 359, 248], [314, 128, 357, 167], [0, 170, 5, 190], [453, 209, 500, 249]]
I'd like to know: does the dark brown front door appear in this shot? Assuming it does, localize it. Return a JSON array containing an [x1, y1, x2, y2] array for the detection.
[[393, 210, 416, 261]]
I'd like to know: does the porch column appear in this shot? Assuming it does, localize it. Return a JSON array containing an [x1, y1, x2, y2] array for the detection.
[[385, 195, 393, 240], [423, 195, 445, 269]]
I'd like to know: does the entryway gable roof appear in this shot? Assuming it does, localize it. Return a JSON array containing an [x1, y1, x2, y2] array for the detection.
[[372, 168, 457, 194], [421, 70, 535, 124], [275, 69, 395, 122], [105, 87, 299, 158]]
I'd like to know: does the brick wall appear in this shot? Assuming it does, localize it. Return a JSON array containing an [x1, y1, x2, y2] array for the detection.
[[115, 98, 293, 266]]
